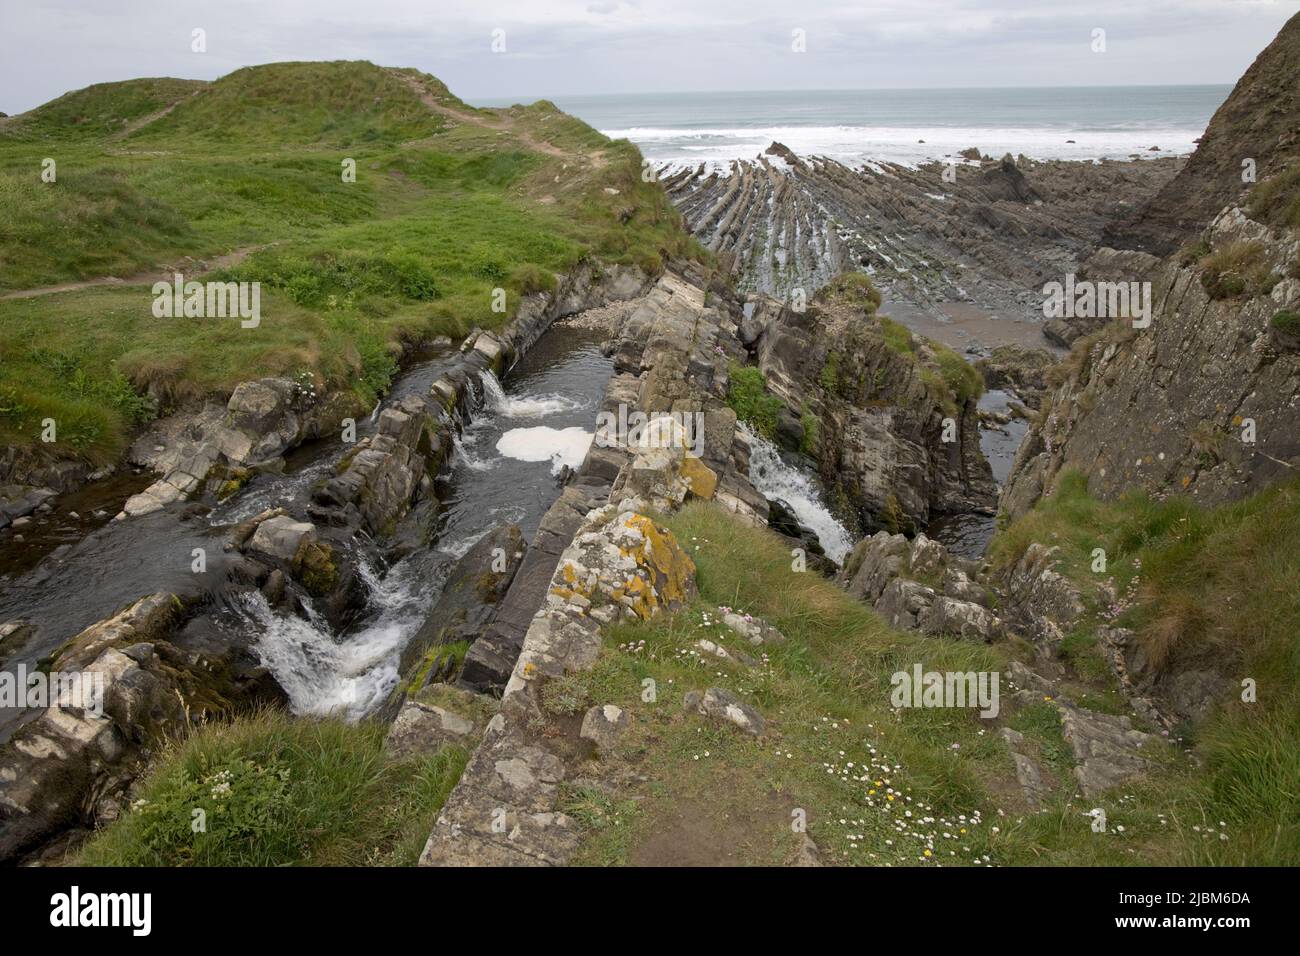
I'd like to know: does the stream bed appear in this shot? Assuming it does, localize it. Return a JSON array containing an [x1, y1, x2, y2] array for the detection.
[[0, 320, 615, 735]]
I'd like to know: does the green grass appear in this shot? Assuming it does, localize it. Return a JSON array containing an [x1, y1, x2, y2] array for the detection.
[[879, 314, 983, 410], [1272, 310, 1300, 336], [1199, 239, 1278, 299], [0, 60, 706, 464], [988, 469, 1300, 862], [726, 363, 785, 440], [1248, 163, 1300, 230], [78, 709, 468, 866], [552, 501, 1292, 866]]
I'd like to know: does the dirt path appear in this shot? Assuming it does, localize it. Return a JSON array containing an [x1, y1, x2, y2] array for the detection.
[[392, 70, 605, 168], [0, 246, 261, 301]]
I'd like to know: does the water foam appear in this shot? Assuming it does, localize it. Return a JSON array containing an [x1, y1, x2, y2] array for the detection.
[[743, 426, 855, 564], [496, 426, 594, 475]]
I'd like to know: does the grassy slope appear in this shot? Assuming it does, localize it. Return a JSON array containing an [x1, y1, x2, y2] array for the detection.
[[0, 61, 704, 461], [555, 500, 1292, 866], [77, 485, 1297, 866], [78, 709, 467, 866]]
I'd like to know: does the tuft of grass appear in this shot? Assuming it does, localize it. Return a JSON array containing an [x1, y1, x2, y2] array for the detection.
[[1199, 240, 1278, 300], [1248, 163, 1300, 231], [78, 709, 468, 867], [726, 363, 785, 440], [1271, 310, 1300, 336]]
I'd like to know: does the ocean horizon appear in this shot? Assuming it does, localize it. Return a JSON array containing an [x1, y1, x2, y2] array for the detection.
[[474, 84, 1232, 167]]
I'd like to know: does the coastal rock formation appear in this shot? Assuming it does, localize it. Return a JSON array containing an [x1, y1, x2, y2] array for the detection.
[[749, 277, 995, 535], [663, 149, 1181, 314], [1003, 207, 1300, 517], [1104, 11, 1300, 255]]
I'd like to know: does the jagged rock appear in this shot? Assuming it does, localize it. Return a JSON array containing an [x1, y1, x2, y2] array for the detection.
[[719, 610, 786, 646], [920, 595, 997, 642], [841, 531, 910, 602], [683, 687, 766, 736], [908, 533, 948, 580], [942, 567, 989, 606], [999, 543, 1085, 653], [579, 704, 630, 753], [974, 345, 1057, 406], [751, 282, 995, 537], [875, 579, 939, 631], [398, 523, 525, 688]]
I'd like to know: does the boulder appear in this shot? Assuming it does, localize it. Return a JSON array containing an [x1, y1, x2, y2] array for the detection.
[[684, 687, 766, 736]]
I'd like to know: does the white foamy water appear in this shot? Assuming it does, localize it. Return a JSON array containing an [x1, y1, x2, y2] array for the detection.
[[243, 556, 427, 719], [496, 425, 593, 475], [604, 124, 1203, 168], [743, 426, 855, 564], [480, 370, 581, 418]]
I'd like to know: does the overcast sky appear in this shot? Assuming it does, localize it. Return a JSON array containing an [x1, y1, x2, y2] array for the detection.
[[2, 0, 1297, 114]]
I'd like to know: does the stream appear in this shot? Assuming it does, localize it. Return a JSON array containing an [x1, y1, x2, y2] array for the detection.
[[0, 320, 615, 735]]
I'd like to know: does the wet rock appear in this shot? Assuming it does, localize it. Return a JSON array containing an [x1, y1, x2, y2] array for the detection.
[[248, 515, 316, 564], [396, 523, 525, 692]]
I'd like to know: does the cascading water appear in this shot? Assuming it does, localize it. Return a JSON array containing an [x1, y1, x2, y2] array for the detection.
[[741, 424, 855, 564], [227, 320, 617, 719]]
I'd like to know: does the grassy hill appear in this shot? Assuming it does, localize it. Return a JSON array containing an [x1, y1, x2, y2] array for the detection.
[[0, 60, 704, 462]]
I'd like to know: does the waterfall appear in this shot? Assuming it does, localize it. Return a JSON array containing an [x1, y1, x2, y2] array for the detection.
[[479, 370, 580, 418], [742, 425, 855, 564]]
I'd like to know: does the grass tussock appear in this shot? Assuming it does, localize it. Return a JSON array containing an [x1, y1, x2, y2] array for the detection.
[[78, 709, 467, 867], [1199, 239, 1278, 299]]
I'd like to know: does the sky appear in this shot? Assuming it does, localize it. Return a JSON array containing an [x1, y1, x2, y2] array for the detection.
[[2, 0, 1297, 114]]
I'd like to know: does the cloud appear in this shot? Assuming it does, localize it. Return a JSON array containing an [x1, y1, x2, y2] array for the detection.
[[1, 0, 1295, 113]]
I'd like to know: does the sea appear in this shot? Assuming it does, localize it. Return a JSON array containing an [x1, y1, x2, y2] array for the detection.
[[475, 85, 1230, 168]]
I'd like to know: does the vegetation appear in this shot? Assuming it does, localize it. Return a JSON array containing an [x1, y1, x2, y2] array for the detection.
[[990, 469, 1300, 863], [1199, 239, 1278, 299], [1271, 309, 1300, 336], [725, 363, 785, 439], [550, 500, 1293, 866], [78, 709, 467, 866], [1248, 163, 1300, 230], [0, 60, 705, 461]]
